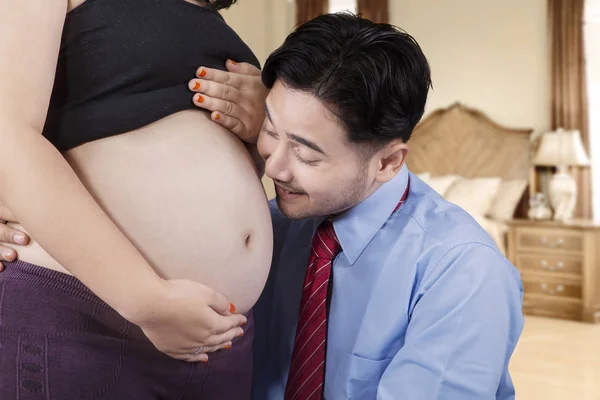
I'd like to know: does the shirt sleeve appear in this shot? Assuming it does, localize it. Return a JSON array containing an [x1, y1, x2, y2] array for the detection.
[[377, 243, 524, 400]]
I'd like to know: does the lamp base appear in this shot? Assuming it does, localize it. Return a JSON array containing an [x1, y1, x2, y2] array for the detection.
[[548, 165, 577, 222]]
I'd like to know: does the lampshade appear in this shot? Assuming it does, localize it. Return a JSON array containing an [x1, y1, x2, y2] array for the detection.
[[532, 128, 590, 167]]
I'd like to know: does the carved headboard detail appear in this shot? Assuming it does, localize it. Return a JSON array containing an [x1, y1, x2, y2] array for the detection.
[[407, 102, 533, 182]]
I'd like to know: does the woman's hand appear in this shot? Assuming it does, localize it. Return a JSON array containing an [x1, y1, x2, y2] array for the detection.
[[130, 278, 247, 362], [0, 201, 30, 271], [189, 60, 267, 144]]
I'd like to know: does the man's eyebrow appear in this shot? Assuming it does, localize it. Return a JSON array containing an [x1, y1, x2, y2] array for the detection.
[[287, 133, 326, 155], [265, 106, 326, 155]]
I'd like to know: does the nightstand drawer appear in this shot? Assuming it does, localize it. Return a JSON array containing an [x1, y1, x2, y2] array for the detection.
[[507, 219, 600, 323], [522, 295, 582, 320], [516, 254, 582, 276], [522, 277, 582, 299], [516, 228, 583, 253]]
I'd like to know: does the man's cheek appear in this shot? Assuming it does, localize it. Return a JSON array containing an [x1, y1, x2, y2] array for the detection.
[[256, 134, 269, 159]]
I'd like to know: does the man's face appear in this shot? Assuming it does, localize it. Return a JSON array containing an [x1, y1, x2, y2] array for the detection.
[[257, 81, 377, 220]]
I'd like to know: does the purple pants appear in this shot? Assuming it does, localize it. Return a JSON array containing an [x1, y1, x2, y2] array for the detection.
[[0, 260, 253, 400]]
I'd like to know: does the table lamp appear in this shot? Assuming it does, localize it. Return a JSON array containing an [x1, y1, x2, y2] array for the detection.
[[532, 128, 590, 221]]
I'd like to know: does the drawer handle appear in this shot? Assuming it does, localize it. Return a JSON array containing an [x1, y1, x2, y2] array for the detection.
[[540, 283, 565, 295], [540, 260, 565, 271], [540, 237, 564, 248]]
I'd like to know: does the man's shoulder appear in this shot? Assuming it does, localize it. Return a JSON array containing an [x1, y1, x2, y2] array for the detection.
[[400, 177, 502, 254], [268, 199, 310, 231], [392, 178, 519, 286], [268, 198, 282, 219], [268, 199, 316, 246]]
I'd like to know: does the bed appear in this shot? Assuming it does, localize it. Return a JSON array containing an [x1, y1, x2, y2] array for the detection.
[[406, 102, 534, 255]]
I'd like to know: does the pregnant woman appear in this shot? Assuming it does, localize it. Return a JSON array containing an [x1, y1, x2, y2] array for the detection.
[[0, 0, 272, 398]]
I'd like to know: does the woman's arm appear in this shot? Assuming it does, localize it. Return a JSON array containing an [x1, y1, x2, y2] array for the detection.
[[0, 0, 244, 361]]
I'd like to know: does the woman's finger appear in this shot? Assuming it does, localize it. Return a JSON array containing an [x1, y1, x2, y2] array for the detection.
[[168, 352, 209, 363], [0, 245, 17, 262], [206, 313, 247, 337], [200, 326, 244, 347], [0, 225, 29, 246], [192, 93, 244, 121], [208, 112, 248, 137], [188, 79, 246, 105], [0, 247, 12, 271], [168, 339, 233, 361], [195, 66, 246, 89], [188, 341, 233, 354], [225, 59, 261, 76], [175, 340, 234, 359], [206, 341, 233, 353]]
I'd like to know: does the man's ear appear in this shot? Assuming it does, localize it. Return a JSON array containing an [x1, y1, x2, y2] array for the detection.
[[374, 141, 409, 184]]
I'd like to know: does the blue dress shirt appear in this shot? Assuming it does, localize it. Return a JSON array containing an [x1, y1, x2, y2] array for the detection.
[[252, 165, 524, 399]]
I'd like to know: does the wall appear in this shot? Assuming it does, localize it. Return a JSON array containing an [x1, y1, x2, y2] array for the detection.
[[390, 0, 550, 135], [223, 1, 552, 202], [220, 1, 270, 63], [221, 0, 296, 66]]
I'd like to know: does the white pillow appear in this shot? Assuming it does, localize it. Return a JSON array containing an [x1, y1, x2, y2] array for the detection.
[[487, 179, 528, 220], [416, 172, 431, 184], [471, 214, 508, 255], [427, 174, 459, 196], [444, 177, 502, 216]]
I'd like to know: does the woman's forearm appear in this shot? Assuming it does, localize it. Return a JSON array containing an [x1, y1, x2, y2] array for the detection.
[[0, 123, 162, 320]]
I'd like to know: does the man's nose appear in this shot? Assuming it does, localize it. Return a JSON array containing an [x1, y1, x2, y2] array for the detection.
[[265, 150, 293, 183]]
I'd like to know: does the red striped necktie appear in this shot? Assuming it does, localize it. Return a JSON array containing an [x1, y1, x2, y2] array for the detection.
[[284, 182, 410, 400]]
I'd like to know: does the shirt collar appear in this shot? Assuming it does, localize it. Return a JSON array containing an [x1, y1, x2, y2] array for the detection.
[[328, 164, 410, 265]]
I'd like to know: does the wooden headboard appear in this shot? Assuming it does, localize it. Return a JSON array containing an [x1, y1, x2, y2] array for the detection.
[[406, 102, 533, 181]]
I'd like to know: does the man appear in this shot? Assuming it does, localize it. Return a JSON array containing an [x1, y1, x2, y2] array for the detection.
[[250, 14, 523, 399], [0, 13, 523, 399]]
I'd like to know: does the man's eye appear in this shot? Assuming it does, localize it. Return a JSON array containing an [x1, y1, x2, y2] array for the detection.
[[295, 149, 317, 166], [262, 127, 278, 138]]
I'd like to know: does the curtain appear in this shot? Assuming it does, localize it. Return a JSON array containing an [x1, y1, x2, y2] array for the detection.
[[296, 0, 328, 25], [296, 0, 389, 25], [549, 0, 592, 218], [357, 0, 389, 23]]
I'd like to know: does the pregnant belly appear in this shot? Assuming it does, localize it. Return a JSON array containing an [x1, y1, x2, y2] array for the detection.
[[13, 111, 273, 313]]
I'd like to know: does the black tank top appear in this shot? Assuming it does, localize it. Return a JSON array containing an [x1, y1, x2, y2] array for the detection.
[[43, 0, 260, 151]]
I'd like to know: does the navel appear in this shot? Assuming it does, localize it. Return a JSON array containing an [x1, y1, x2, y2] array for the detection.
[[244, 233, 253, 250]]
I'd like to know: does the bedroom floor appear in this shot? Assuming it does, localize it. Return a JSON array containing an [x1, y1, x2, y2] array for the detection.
[[509, 316, 600, 399]]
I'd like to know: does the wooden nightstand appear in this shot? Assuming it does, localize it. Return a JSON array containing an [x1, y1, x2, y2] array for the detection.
[[506, 219, 600, 323]]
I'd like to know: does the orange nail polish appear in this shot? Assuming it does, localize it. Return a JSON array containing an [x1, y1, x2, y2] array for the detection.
[[214, 113, 220, 121], [199, 68, 207, 77], [229, 59, 237, 65], [241, 320, 247, 325], [193, 81, 200, 90], [229, 303, 236, 313], [224, 344, 232, 349], [196, 94, 204, 103], [201, 358, 209, 363]]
